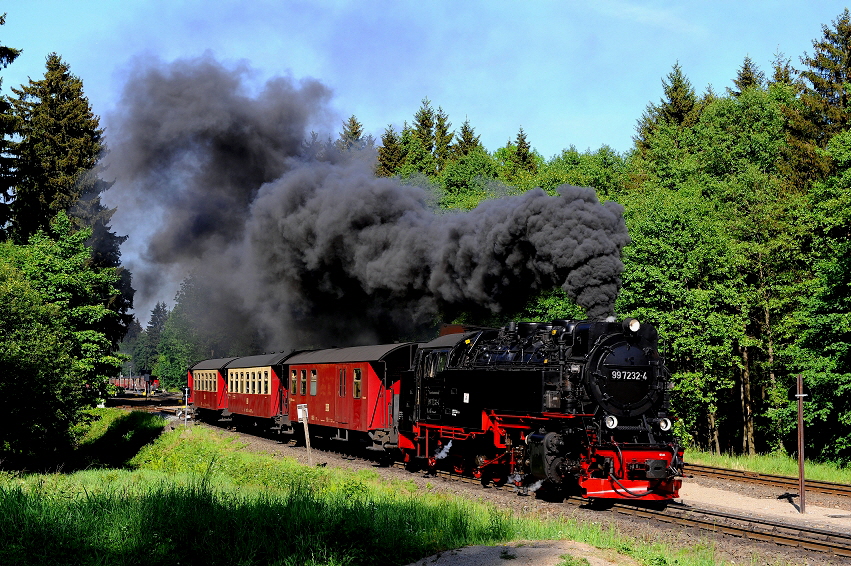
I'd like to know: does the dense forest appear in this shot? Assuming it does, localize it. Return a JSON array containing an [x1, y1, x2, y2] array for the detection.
[[2, 9, 851, 468]]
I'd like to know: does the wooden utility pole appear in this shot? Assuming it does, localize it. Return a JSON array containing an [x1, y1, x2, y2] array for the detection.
[[796, 373, 806, 514]]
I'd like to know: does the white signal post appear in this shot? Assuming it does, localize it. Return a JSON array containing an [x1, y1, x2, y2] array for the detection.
[[297, 403, 313, 467]]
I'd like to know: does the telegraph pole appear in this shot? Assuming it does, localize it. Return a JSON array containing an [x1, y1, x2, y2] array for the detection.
[[796, 373, 807, 514]]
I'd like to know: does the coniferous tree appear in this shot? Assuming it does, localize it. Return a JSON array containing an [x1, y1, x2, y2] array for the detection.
[[635, 62, 701, 152], [335, 115, 365, 151], [6, 53, 134, 339], [376, 124, 403, 177], [8, 54, 104, 242], [412, 98, 435, 155], [512, 127, 536, 174], [452, 118, 482, 157], [769, 50, 795, 86], [777, 9, 851, 189], [434, 106, 453, 173], [799, 8, 851, 141], [0, 13, 21, 237], [134, 302, 170, 374], [729, 56, 765, 96]]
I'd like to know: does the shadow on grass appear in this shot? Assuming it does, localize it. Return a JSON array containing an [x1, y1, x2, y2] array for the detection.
[[71, 411, 168, 471]]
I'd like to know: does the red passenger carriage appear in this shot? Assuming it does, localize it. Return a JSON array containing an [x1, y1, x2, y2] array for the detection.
[[225, 352, 294, 427], [188, 357, 237, 420], [284, 344, 417, 448]]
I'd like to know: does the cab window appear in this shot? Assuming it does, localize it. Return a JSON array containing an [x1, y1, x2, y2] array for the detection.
[[290, 370, 297, 395]]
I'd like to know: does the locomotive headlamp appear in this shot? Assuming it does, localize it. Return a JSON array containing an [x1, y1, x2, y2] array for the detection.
[[658, 418, 672, 431], [623, 318, 640, 333], [604, 415, 618, 429]]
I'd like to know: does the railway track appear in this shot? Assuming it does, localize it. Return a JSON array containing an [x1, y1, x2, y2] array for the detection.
[[403, 462, 851, 558], [685, 463, 851, 497]]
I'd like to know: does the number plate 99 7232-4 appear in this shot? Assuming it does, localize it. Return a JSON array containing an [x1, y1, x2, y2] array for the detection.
[[609, 370, 648, 381]]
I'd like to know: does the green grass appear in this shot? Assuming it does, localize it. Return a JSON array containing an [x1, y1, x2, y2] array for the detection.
[[70, 408, 168, 470], [686, 449, 851, 483], [0, 413, 735, 565]]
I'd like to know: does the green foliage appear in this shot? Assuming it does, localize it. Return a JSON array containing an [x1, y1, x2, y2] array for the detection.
[[536, 146, 626, 198], [376, 124, 403, 177], [777, 131, 851, 463], [398, 126, 437, 178], [3, 213, 123, 390], [0, 256, 76, 465], [0, 213, 125, 466], [616, 185, 744, 448], [437, 145, 499, 209]]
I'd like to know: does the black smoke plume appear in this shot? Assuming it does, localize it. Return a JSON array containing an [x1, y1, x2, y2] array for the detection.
[[105, 55, 629, 349]]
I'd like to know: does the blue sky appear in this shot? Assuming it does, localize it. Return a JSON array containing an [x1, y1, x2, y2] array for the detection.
[[3, 1, 849, 158]]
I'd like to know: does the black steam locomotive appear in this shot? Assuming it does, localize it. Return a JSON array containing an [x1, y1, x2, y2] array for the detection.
[[189, 318, 683, 501]]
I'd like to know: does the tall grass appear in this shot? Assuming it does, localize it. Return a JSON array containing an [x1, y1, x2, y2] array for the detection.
[[0, 418, 726, 565], [686, 449, 851, 483]]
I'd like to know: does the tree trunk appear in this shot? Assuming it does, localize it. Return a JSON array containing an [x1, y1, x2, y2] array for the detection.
[[708, 409, 720, 454], [740, 345, 755, 455]]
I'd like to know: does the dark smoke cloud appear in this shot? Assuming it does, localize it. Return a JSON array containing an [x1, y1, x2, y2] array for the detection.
[[105, 55, 629, 350]]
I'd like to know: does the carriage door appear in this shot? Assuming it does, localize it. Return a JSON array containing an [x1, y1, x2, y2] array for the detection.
[[335, 365, 349, 424], [278, 366, 288, 418]]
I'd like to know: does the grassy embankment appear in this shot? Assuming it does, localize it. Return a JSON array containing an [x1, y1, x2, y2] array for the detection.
[[686, 449, 851, 484], [0, 409, 758, 565]]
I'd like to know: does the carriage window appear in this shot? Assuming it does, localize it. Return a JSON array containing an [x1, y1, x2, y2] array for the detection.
[[353, 368, 362, 399], [290, 370, 297, 395], [310, 369, 317, 396], [252, 371, 256, 394], [339, 369, 346, 397], [300, 370, 307, 395], [213, 372, 217, 392], [240, 372, 244, 394], [264, 371, 269, 395]]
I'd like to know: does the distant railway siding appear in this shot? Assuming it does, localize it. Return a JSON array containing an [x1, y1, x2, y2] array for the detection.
[[684, 463, 851, 497]]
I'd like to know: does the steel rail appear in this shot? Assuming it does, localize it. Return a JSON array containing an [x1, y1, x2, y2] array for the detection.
[[684, 463, 851, 497], [611, 501, 851, 558]]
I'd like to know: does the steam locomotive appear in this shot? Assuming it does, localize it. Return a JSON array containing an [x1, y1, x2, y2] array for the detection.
[[188, 318, 683, 501]]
